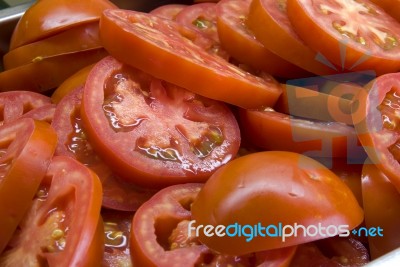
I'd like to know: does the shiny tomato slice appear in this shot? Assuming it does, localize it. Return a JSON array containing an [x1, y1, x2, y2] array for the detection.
[[0, 156, 104, 266], [362, 163, 400, 259], [4, 22, 101, 70], [247, 0, 338, 75], [52, 85, 156, 211], [9, 0, 117, 50], [352, 73, 400, 192], [130, 183, 297, 267], [239, 108, 362, 159], [0, 49, 107, 92], [81, 56, 241, 188], [0, 118, 57, 253], [287, 0, 400, 75], [149, 4, 188, 20], [216, 0, 309, 78], [99, 9, 282, 109], [191, 151, 364, 254]]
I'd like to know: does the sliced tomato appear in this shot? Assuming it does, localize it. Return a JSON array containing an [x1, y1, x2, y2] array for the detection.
[[9, 0, 117, 50], [369, 0, 400, 22], [99, 9, 282, 109], [191, 151, 364, 254], [247, 0, 338, 75], [20, 104, 56, 124], [102, 209, 133, 267], [81, 56, 241, 188], [0, 49, 107, 92], [216, 0, 309, 78], [149, 4, 188, 20], [52, 85, 156, 211], [362, 162, 400, 259], [0, 118, 57, 253], [287, 0, 400, 75], [0, 156, 104, 266], [352, 72, 400, 192], [239, 108, 363, 159], [130, 183, 297, 267], [4, 22, 101, 70]]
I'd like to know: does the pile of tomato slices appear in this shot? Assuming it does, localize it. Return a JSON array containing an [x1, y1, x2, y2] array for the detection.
[[1, 0, 400, 266]]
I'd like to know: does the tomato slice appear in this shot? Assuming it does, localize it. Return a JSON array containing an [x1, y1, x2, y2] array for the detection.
[[239, 108, 363, 160], [149, 4, 188, 20], [352, 72, 400, 192], [9, 0, 117, 50], [287, 0, 400, 75], [4, 22, 101, 70], [0, 156, 104, 266], [20, 104, 56, 124], [247, 0, 339, 75], [216, 0, 309, 78], [81, 56, 241, 188], [130, 183, 297, 267], [361, 162, 400, 259], [191, 151, 364, 254], [369, 0, 400, 22], [52, 85, 156, 211], [0, 49, 107, 92], [0, 118, 57, 253], [99, 9, 282, 109]]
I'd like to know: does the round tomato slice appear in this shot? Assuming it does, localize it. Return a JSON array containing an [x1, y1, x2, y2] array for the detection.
[[0, 118, 57, 254], [130, 183, 297, 267], [247, 0, 339, 76], [239, 108, 363, 159], [362, 162, 400, 259], [0, 156, 104, 266], [4, 22, 101, 70], [52, 85, 156, 211], [216, 0, 309, 78], [99, 9, 282, 109], [0, 49, 107, 92], [191, 151, 364, 254], [9, 0, 117, 50], [81, 56, 241, 188], [149, 4, 188, 20], [352, 72, 400, 192], [287, 0, 400, 75]]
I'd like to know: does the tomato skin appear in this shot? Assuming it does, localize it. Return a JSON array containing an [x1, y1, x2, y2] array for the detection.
[[0, 118, 57, 254], [99, 9, 282, 109], [9, 0, 117, 50], [191, 151, 364, 255]]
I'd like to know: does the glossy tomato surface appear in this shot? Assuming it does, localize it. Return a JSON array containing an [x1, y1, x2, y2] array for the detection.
[[191, 151, 364, 255]]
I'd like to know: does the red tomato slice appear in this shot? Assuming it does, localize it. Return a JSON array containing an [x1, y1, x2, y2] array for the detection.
[[20, 104, 56, 124], [239, 108, 363, 159], [0, 118, 57, 253], [0, 156, 104, 266], [4, 22, 101, 70], [216, 0, 309, 78], [191, 151, 364, 254], [52, 85, 156, 211], [362, 163, 400, 259], [287, 0, 400, 75], [352, 72, 400, 192], [99, 9, 282, 109], [81, 56, 241, 188], [0, 49, 107, 92], [149, 4, 188, 20], [247, 0, 338, 75], [369, 0, 400, 22], [130, 183, 297, 267], [9, 0, 117, 50]]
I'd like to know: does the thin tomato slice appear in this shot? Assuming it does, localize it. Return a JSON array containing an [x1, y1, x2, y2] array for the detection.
[[99, 9, 282, 109], [9, 0, 117, 50], [0, 118, 57, 253], [4, 22, 101, 70], [247, 0, 338, 75], [287, 0, 400, 75], [52, 85, 156, 211], [149, 4, 188, 20], [0, 156, 104, 266], [216, 0, 309, 78]]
